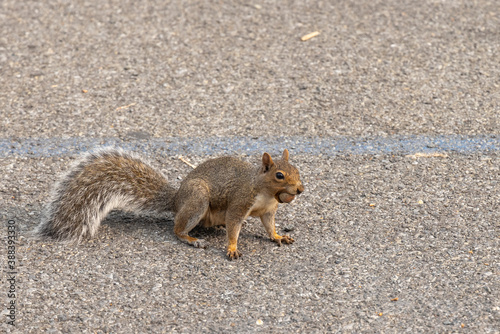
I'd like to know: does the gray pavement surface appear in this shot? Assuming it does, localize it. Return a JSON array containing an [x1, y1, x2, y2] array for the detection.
[[1, 0, 499, 333]]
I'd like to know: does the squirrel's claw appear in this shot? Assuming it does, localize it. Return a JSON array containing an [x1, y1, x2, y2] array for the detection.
[[274, 234, 294, 246], [193, 239, 209, 249], [227, 249, 242, 260]]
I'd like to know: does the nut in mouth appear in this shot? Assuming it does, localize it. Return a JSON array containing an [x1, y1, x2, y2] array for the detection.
[[277, 191, 295, 203]]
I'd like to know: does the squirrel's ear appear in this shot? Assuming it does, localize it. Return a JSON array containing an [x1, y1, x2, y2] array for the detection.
[[262, 153, 274, 172], [282, 149, 289, 161]]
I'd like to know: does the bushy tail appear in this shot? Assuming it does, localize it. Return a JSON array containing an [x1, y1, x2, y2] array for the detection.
[[36, 148, 177, 242]]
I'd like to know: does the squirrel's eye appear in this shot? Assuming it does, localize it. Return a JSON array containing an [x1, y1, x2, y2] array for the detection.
[[276, 172, 285, 180]]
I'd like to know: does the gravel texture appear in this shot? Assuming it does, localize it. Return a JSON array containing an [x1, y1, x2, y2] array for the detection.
[[1, 153, 499, 333], [1, 0, 499, 333], [1, 0, 499, 139]]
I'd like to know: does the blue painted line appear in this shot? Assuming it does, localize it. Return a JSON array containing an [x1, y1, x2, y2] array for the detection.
[[0, 135, 499, 158]]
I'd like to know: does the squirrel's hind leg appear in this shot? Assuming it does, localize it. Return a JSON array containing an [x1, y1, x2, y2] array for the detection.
[[173, 180, 210, 249]]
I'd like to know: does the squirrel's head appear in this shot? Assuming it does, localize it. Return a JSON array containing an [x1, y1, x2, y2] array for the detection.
[[260, 149, 304, 204]]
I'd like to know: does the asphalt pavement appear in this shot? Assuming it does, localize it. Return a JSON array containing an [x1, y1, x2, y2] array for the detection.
[[1, 0, 499, 332]]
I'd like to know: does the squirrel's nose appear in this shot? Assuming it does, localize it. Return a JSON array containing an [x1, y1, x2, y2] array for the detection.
[[296, 183, 304, 194]]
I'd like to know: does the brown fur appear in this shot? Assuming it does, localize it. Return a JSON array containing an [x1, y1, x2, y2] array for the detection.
[[37, 148, 304, 259]]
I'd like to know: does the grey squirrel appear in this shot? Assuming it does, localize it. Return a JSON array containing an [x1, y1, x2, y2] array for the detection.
[[37, 148, 304, 259]]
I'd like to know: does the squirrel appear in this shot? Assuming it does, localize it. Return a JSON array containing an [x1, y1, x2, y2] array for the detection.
[[36, 148, 304, 259]]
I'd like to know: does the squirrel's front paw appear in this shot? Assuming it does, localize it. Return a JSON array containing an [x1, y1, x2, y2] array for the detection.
[[226, 245, 242, 260], [273, 234, 295, 247]]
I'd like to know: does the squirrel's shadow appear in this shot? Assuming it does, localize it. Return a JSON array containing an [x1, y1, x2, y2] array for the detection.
[[99, 210, 227, 243]]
